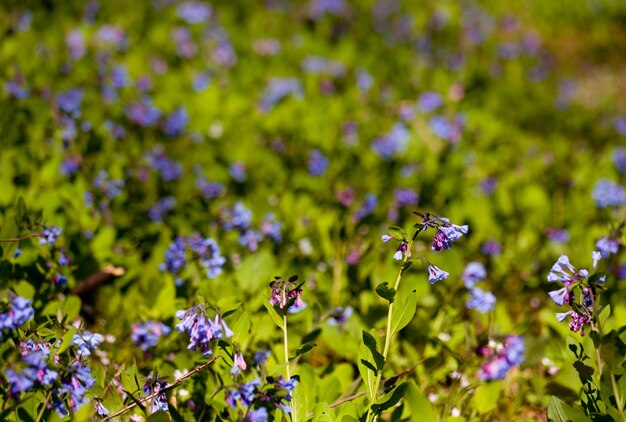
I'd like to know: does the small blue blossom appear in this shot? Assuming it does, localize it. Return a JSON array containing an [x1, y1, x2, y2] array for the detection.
[[126, 96, 161, 127], [327, 306, 353, 326], [353, 193, 377, 222], [143, 377, 169, 414], [427, 264, 449, 284], [95, 401, 109, 416], [93, 170, 124, 199], [131, 320, 171, 351], [614, 147, 626, 175], [148, 196, 176, 222], [253, 350, 270, 365], [394, 188, 419, 207], [222, 202, 253, 231], [163, 107, 189, 137], [308, 149, 329, 176], [260, 78, 303, 112], [196, 176, 226, 199], [111, 65, 131, 88], [175, 306, 233, 357], [239, 230, 264, 252], [245, 407, 268, 422], [72, 330, 104, 357], [261, 213, 282, 243], [592, 179, 626, 208], [56, 88, 84, 118], [372, 123, 410, 159], [462, 262, 486, 289], [144, 145, 183, 181], [417, 91, 443, 112], [595, 236, 620, 258], [466, 288, 496, 313], [40, 226, 62, 246], [13, 248, 23, 259], [230, 162, 247, 182], [177, 1, 212, 24]]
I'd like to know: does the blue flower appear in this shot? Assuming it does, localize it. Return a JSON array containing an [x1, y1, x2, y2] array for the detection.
[[308, 149, 329, 176], [56, 88, 83, 118], [163, 107, 189, 137], [417, 91, 443, 112], [466, 288, 496, 313], [148, 197, 176, 222], [72, 330, 104, 357], [394, 188, 419, 207], [245, 407, 268, 422], [40, 226, 62, 246], [462, 262, 486, 288], [371, 123, 410, 159], [427, 265, 449, 284], [592, 179, 626, 208], [131, 320, 171, 351], [595, 237, 620, 258], [327, 306, 353, 326], [253, 350, 270, 365], [177, 1, 212, 24]]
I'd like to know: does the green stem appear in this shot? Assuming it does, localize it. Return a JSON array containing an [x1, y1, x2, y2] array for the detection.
[[365, 252, 410, 422], [35, 391, 51, 422], [592, 294, 626, 421], [282, 299, 298, 422]]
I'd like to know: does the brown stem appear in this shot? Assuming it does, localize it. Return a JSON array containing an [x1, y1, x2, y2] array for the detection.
[[0, 233, 41, 243], [102, 355, 220, 421]]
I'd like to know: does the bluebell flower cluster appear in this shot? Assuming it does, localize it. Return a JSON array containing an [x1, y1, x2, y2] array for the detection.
[[260, 78, 303, 111], [60, 156, 80, 176], [93, 170, 125, 199], [163, 107, 189, 137], [160, 234, 226, 280], [56, 88, 83, 118], [226, 378, 261, 408], [144, 145, 183, 181], [148, 196, 176, 222], [131, 320, 171, 351], [269, 277, 307, 314], [177, 1, 212, 24], [261, 213, 283, 243], [352, 193, 377, 222], [0, 296, 34, 338], [394, 188, 419, 207], [427, 264, 449, 284], [595, 236, 620, 258], [253, 350, 270, 365], [230, 351, 247, 376], [175, 305, 233, 356], [462, 262, 496, 313], [39, 226, 62, 246], [72, 330, 104, 357], [126, 96, 162, 127], [546, 228, 569, 243], [5, 348, 58, 397], [5, 78, 29, 99], [417, 91, 443, 112], [428, 114, 465, 143], [592, 179, 626, 208], [230, 162, 247, 182], [143, 376, 169, 413], [614, 147, 626, 174], [52, 361, 96, 416], [327, 306, 353, 326], [371, 123, 410, 159], [548, 254, 604, 336], [196, 175, 226, 199], [478, 336, 525, 381], [308, 149, 329, 176]]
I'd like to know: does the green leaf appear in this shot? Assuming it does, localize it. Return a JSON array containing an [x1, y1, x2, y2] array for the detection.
[[547, 396, 592, 422], [390, 290, 417, 337], [16, 408, 35, 422], [405, 382, 436, 422], [62, 296, 82, 322], [231, 310, 251, 343], [375, 282, 396, 303], [357, 336, 378, 401], [148, 411, 171, 422], [312, 402, 336, 422], [362, 330, 385, 371], [291, 341, 317, 359], [472, 381, 502, 414], [57, 327, 76, 354], [371, 382, 410, 414], [263, 298, 284, 330], [388, 226, 408, 242], [599, 304, 611, 326], [15, 196, 27, 228], [401, 260, 413, 272]]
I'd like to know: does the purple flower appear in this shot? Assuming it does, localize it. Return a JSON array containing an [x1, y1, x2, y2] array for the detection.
[[479, 177, 498, 195], [239, 230, 264, 252], [5, 79, 29, 99], [126, 97, 161, 127], [327, 306, 353, 326], [308, 149, 329, 176], [269, 287, 306, 313], [0, 296, 34, 333], [56, 88, 83, 118], [481, 239, 501, 256], [95, 401, 109, 416], [230, 162, 247, 182], [53, 361, 96, 414], [175, 306, 232, 357], [431, 224, 468, 252], [352, 193, 377, 222], [260, 78, 303, 112], [478, 336, 524, 380], [592, 179, 626, 208], [163, 107, 189, 137], [196, 177, 226, 199], [546, 228, 569, 243], [274, 376, 297, 413], [393, 242, 409, 260], [221, 202, 253, 231], [230, 352, 247, 376], [144, 145, 183, 181], [261, 213, 282, 243], [60, 156, 80, 176], [614, 147, 626, 175], [177, 2, 212, 24], [131, 320, 171, 351], [93, 170, 124, 199], [13, 248, 22, 259], [595, 237, 620, 258], [417, 91, 443, 112], [72, 330, 104, 357], [143, 377, 169, 413], [193, 72, 211, 92], [462, 262, 486, 288], [427, 265, 449, 284], [245, 407, 268, 422], [394, 188, 419, 207], [253, 350, 270, 365], [615, 116, 626, 135], [5, 369, 34, 396], [466, 288, 496, 313], [111, 65, 131, 88], [40, 226, 62, 246], [309, 0, 347, 19], [372, 123, 410, 159], [149, 197, 176, 222]]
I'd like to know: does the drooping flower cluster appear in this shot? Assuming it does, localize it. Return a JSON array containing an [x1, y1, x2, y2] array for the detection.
[[548, 254, 604, 336], [5, 347, 58, 396], [143, 376, 169, 414], [225, 376, 297, 416], [52, 361, 96, 416], [478, 336, 525, 381], [160, 233, 226, 281], [462, 262, 496, 313], [0, 296, 34, 339], [592, 179, 626, 208], [144, 145, 183, 181], [39, 226, 62, 246], [131, 320, 171, 351], [72, 330, 105, 357], [175, 305, 233, 357], [327, 306, 353, 327], [220, 202, 283, 251], [269, 276, 306, 314]]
